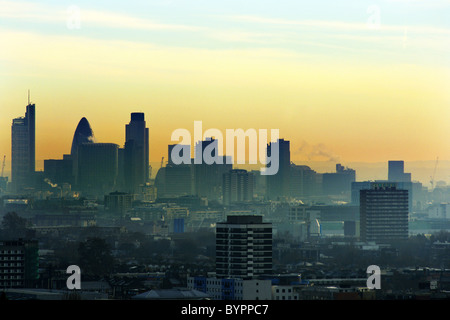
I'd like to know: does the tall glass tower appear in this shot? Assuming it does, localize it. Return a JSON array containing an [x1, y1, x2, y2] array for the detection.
[[124, 112, 149, 193], [70, 117, 96, 186], [11, 94, 35, 193]]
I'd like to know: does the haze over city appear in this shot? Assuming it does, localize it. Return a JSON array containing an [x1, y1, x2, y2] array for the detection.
[[1, 0, 449, 188], [2, 0, 450, 305]]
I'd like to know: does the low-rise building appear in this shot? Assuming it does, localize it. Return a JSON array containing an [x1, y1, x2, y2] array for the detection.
[[0, 239, 39, 288], [187, 276, 272, 300]]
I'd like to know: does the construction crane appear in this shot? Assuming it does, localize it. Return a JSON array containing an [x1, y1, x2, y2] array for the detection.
[[430, 156, 439, 190], [1, 155, 5, 178]]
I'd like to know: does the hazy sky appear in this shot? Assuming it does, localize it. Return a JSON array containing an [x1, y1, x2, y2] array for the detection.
[[1, 0, 449, 177]]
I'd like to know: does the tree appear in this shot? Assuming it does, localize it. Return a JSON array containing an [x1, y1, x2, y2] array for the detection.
[[1, 212, 31, 230], [78, 237, 115, 278], [0, 212, 33, 239]]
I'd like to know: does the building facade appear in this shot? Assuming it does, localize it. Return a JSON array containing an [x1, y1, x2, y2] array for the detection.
[[222, 169, 254, 205], [216, 215, 272, 279], [43, 156, 74, 186], [70, 117, 96, 186], [322, 163, 356, 198], [11, 101, 35, 193], [266, 139, 290, 200], [76, 143, 119, 196], [360, 182, 409, 243], [187, 276, 272, 300], [105, 191, 134, 216], [289, 164, 322, 199], [0, 239, 39, 288], [124, 113, 149, 193], [388, 160, 411, 183], [193, 138, 232, 202]]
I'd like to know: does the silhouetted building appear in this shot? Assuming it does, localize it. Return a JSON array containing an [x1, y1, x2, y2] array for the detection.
[[43, 155, 74, 186], [76, 143, 119, 196], [117, 147, 125, 190], [154, 145, 194, 198], [251, 170, 266, 199], [266, 139, 290, 200], [124, 113, 149, 193], [167, 165, 194, 197], [70, 117, 96, 185], [105, 191, 134, 216], [388, 160, 411, 183], [194, 138, 231, 201], [70, 117, 96, 156], [223, 169, 254, 205], [11, 98, 35, 193], [155, 165, 194, 198], [165, 144, 194, 197], [0, 239, 39, 288], [290, 164, 322, 198], [322, 164, 356, 198], [360, 182, 409, 243], [216, 215, 272, 279]]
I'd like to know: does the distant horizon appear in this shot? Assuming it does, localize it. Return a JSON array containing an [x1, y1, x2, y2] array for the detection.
[[2, 158, 448, 188]]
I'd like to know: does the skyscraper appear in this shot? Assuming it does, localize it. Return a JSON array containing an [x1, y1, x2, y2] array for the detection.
[[70, 117, 96, 185], [266, 139, 290, 200], [124, 113, 149, 193], [216, 215, 272, 279], [360, 182, 409, 243], [11, 94, 35, 193], [70, 117, 96, 156]]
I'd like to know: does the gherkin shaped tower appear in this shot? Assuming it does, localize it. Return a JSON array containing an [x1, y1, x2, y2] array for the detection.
[[71, 117, 96, 156]]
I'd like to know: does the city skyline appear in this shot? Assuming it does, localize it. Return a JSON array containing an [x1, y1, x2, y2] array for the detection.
[[2, 102, 450, 187], [2, 1, 450, 304], [1, 0, 449, 185]]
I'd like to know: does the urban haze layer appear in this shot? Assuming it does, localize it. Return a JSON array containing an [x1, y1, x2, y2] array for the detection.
[[1, 1, 450, 302], [1, 102, 450, 301]]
